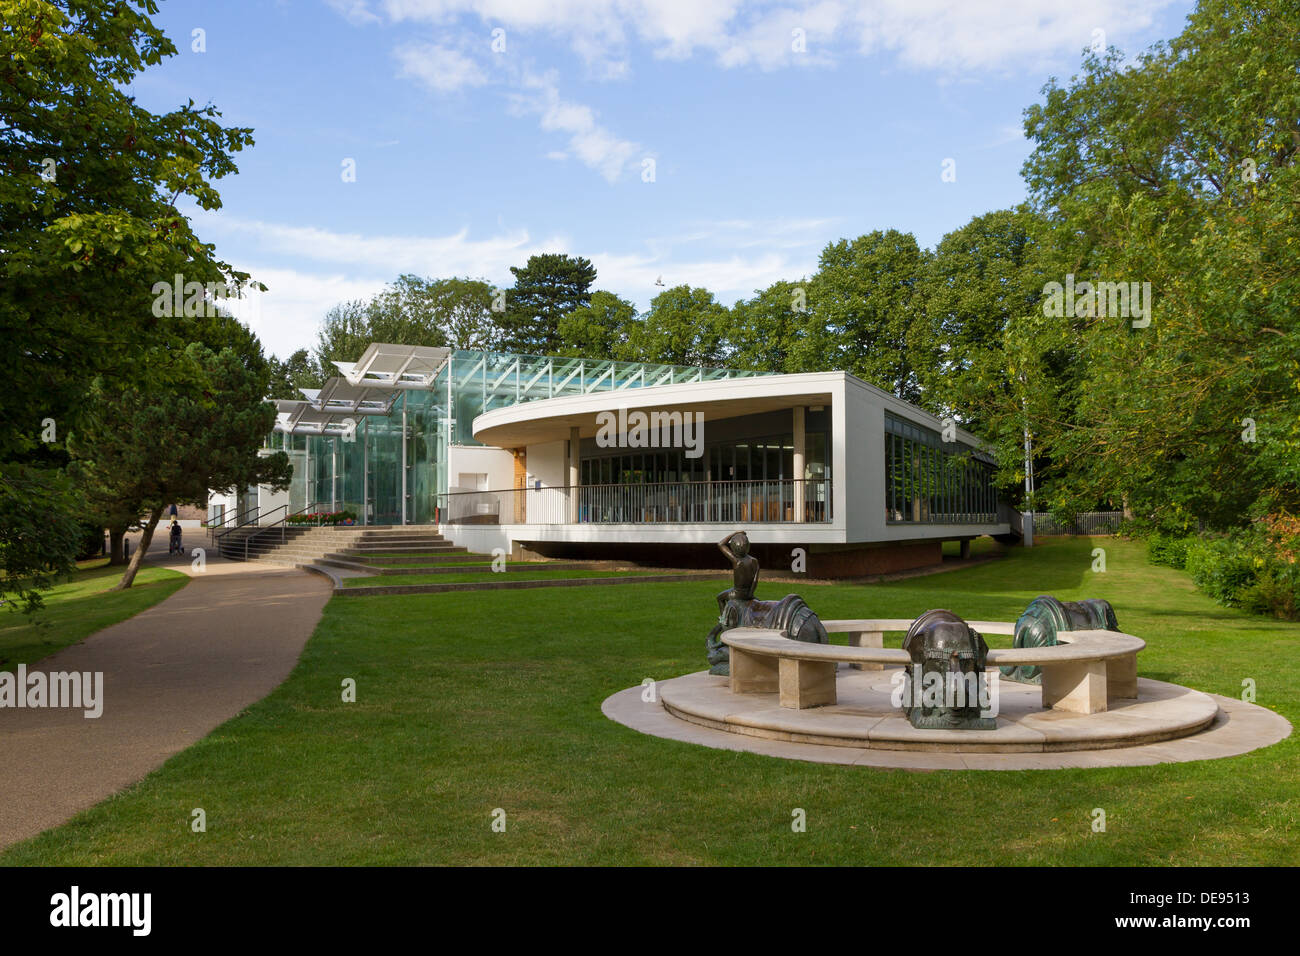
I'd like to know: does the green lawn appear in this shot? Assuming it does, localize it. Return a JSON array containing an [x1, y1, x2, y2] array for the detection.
[[4, 536, 1296, 865], [342, 568, 691, 587], [0, 560, 189, 673]]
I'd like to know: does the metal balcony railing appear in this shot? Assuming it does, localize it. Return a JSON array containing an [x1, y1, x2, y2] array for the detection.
[[437, 479, 832, 526]]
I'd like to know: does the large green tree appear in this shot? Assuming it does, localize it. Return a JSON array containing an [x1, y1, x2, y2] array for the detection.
[[268, 348, 321, 401], [626, 285, 729, 367], [556, 290, 638, 359], [1, 0, 255, 608], [1019, 0, 1300, 527], [807, 230, 933, 403], [497, 254, 597, 354], [312, 275, 497, 377], [727, 279, 813, 373], [70, 312, 291, 589]]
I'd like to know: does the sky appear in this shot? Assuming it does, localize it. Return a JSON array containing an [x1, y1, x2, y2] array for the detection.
[[135, 0, 1196, 358]]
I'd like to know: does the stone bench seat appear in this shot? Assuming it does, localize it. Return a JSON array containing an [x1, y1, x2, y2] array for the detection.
[[721, 625, 1145, 715]]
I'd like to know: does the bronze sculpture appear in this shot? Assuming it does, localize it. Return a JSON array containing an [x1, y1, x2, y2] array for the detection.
[[900, 610, 996, 730], [1001, 596, 1119, 684], [705, 531, 829, 675]]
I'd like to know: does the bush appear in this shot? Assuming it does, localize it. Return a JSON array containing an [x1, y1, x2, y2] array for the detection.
[[1238, 563, 1300, 621], [1184, 537, 1258, 607], [1147, 532, 1196, 569]]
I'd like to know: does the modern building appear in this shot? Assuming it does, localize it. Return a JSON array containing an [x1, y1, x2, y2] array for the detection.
[[210, 343, 1018, 575]]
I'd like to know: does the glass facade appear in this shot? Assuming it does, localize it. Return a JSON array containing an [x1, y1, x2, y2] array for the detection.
[[883, 412, 997, 524], [274, 350, 770, 524]]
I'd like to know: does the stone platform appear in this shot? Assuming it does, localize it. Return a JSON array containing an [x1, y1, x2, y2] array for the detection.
[[603, 668, 1292, 770]]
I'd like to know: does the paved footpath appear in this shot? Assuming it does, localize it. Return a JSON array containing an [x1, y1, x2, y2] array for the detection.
[[0, 535, 331, 851]]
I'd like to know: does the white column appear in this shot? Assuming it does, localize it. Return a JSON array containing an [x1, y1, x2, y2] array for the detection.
[[792, 405, 806, 522], [400, 400, 408, 525], [569, 426, 580, 523]]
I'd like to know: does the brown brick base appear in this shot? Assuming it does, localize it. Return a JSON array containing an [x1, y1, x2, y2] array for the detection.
[[517, 539, 948, 578]]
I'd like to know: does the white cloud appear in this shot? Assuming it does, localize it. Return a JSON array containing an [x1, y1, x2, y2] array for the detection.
[[510, 71, 643, 181], [200, 213, 565, 277], [348, 0, 1177, 73], [224, 267, 391, 359], [198, 211, 831, 354], [324, 0, 383, 26], [395, 42, 490, 92]]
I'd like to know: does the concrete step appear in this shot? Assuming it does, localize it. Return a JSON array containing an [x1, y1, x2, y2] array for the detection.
[[344, 538, 450, 547], [342, 543, 463, 554], [330, 551, 473, 565]]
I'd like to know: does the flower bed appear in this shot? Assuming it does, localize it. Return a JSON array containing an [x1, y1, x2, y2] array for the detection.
[[287, 510, 357, 526]]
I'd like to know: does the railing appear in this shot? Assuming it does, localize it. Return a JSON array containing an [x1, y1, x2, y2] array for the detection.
[[438, 479, 833, 526], [207, 507, 258, 544], [214, 502, 327, 561], [214, 504, 286, 560], [1030, 511, 1124, 535]]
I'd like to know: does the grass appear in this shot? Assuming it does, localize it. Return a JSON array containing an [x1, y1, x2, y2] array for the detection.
[[341, 568, 693, 587], [0, 560, 189, 673], [3, 536, 1297, 865]]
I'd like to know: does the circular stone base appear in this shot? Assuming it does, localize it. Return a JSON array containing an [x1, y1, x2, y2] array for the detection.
[[603, 669, 1292, 770]]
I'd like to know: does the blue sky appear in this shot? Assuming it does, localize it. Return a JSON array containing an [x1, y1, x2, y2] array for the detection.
[[135, 0, 1194, 358]]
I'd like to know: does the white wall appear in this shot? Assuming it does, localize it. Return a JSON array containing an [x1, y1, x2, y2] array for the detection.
[[447, 445, 514, 492], [524, 440, 566, 488], [258, 483, 289, 520]]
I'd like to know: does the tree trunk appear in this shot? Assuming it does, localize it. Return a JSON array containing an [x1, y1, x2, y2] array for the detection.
[[114, 506, 162, 590], [108, 528, 126, 565]]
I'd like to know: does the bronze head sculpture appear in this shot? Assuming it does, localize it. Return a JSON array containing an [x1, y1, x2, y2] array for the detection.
[[899, 610, 996, 730]]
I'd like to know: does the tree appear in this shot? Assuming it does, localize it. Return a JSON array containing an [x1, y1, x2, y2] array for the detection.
[[1018, 0, 1300, 527], [497, 254, 597, 354], [416, 277, 496, 350], [626, 285, 729, 367], [727, 279, 812, 372], [313, 299, 372, 379], [312, 276, 497, 377], [0, 0, 254, 457], [556, 291, 638, 359], [918, 207, 1047, 444], [807, 231, 932, 403], [268, 348, 321, 400], [70, 313, 291, 590], [0, 0, 254, 607]]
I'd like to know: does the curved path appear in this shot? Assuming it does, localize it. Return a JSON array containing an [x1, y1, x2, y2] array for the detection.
[[0, 535, 331, 851]]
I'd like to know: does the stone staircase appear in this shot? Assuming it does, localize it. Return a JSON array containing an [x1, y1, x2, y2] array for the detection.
[[214, 525, 469, 570]]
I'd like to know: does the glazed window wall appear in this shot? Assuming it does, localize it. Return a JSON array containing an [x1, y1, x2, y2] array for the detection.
[[280, 350, 772, 523], [580, 434, 829, 485], [884, 413, 996, 524], [433, 350, 770, 450]]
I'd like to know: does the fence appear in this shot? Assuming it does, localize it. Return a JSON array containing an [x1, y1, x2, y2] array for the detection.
[[438, 479, 833, 526], [1029, 511, 1124, 535]]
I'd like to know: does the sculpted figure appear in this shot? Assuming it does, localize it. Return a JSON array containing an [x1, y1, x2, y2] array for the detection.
[[1001, 596, 1119, 684], [900, 610, 996, 730], [706, 531, 828, 675]]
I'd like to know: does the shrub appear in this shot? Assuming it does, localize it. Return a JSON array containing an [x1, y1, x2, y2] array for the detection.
[[1238, 566, 1300, 620], [1147, 532, 1196, 569], [1184, 537, 1258, 607]]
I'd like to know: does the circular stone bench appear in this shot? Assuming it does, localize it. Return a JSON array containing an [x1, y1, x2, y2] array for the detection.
[[722, 621, 1145, 715]]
